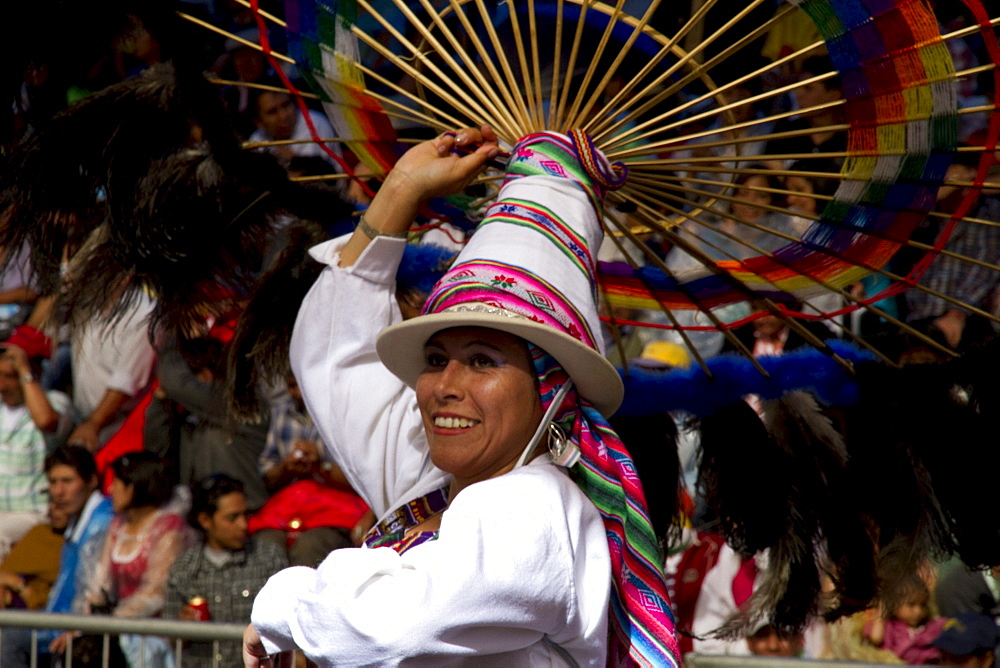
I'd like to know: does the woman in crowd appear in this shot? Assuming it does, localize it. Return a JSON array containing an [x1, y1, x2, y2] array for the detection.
[[87, 452, 190, 667], [243, 128, 678, 665]]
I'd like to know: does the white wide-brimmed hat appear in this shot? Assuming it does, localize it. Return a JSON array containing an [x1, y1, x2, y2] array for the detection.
[[377, 132, 625, 416]]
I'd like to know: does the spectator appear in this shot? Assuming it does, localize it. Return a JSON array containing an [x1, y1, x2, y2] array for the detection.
[[903, 152, 1000, 351], [2, 445, 114, 665], [254, 372, 371, 566], [75, 452, 191, 667], [164, 474, 287, 667], [667, 168, 798, 273], [762, 55, 847, 171], [209, 26, 280, 138], [936, 561, 1000, 663], [721, 303, 833, 358], [673, 75, 774, 203], [745, 623, 805, 657], [0, 327, 73, 560], [69, 291, 158, 451], [0, 500, 66, 610], [864, 572, 948, 664], [933, 613, 1000, 667], [0, 242, 39, 340], [145, 334, 270, 510], [247, 87, 344, 173]]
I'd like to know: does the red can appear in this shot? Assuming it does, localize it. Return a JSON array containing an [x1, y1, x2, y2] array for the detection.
[[188, 595, 211, 621]]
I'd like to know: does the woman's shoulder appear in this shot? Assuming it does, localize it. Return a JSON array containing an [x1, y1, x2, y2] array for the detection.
[[151, 510, 187, 532]]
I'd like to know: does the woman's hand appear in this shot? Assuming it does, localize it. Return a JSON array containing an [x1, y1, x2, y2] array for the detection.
[[339, 125, 499, 268], [384, 125, 499, 203], [243, 624, 273, 667]]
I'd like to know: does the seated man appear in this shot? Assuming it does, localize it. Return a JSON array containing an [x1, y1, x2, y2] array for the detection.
[[904, 152, 1000, 351], [255, 372, 371, 567], [0, 500, 66, 610], [69, 293, 158, 451], [164, 474, 287, 667], [0, 445, 113, 665], [0, 329, 73, 560]]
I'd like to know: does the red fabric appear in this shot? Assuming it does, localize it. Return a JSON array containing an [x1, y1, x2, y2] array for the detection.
[[4, 325, 52, 359], [731, 557, 757, 608], [106, 512, 185, 602], [95, 385, 155, 493], [249, 479, 370, 534], [671, 532, 727, 656]]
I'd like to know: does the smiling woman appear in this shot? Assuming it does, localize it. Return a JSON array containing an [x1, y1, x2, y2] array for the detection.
[[243, 128, 678, 666], [417, 327, 544, 493]]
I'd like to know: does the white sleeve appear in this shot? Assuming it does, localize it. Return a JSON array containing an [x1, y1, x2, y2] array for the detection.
[[690, 544, 752, 656], [289, 235, 448, 518], [251, 467, 609, 664], [105, 297, 157, 396]]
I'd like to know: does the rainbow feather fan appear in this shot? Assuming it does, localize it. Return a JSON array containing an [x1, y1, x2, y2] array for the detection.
[[282, 0, 399, 176], [247, 0, 999, 368], [598, 0, 998, 321]]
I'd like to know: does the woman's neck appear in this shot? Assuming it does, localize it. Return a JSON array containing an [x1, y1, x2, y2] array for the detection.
[[124, 505, 157, 527]]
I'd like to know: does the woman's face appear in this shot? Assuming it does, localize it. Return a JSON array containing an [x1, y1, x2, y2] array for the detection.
[[785, 176, 816, 215], [109, 476, 134, 514], [731, 176, 772, 223], [416, 327, 544, 488]]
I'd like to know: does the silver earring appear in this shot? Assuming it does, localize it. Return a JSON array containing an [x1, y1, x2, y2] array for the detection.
[[548, 423, 580, 468]]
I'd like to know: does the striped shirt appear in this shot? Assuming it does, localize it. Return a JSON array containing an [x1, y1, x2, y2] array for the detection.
[[0, 390, 72, 512]]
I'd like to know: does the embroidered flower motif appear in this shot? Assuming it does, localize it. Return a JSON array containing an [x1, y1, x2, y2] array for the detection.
[[539, 160, 568, 178], [491, 274, 516, 288]]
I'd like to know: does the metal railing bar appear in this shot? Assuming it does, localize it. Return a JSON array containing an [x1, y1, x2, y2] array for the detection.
[[0, 610, 245, 640], [687, 655, 893, 667]]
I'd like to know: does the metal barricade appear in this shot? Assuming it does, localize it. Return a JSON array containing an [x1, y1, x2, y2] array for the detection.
[[0, 609, 245, 667], [687, 655, 911, 667]]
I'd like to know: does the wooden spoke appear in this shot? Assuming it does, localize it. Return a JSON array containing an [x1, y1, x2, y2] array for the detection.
[[441, 0, 529, 140], [471, 0, 534, 131], [553, 0, 599, 129], [561, 0, 631, 129], [599, 206, 716, 377], [582, 0, 729, 136], [387, 0, 521, 138], [632, 188, 854, 366], [354, 0, 501, 132], [289, 173, 352, 182], [593, 1, 806, 144], [208, 79, 319, 99], [503, 0, 542, 130], [638, 177, 1000, 329], [350, 60, 469, 130], [606, 194, 771, 372], [605, 57, 992, 158], [230, 0, 286, 27], [177, 12, 295, 64], [643, 191, 949, 359]]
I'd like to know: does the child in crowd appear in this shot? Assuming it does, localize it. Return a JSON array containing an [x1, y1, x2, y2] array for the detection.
[[864, 573, 948, 664], [933, 613, 1000, 667]]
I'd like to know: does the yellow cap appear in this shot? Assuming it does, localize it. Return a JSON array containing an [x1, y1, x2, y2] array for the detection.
[[636, 340, 691, 370]]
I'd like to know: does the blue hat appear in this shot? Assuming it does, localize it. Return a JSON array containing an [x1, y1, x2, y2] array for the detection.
[[933, 614, 1000, 656]]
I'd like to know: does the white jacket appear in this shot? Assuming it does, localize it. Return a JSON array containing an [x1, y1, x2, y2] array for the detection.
[[251, 235, 610, 666]]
